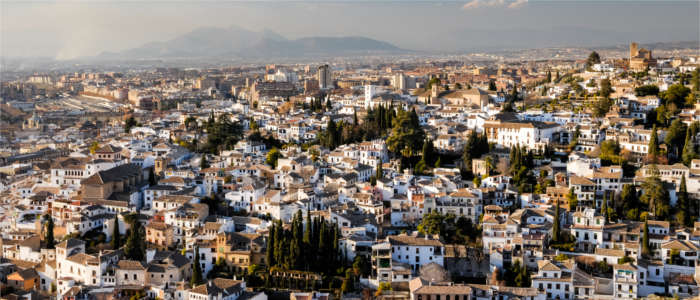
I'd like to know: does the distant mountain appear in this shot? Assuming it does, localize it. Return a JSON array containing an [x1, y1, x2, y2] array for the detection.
[[98, 26, 404, 60]]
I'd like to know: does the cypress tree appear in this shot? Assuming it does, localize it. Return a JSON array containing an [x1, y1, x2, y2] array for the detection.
[[266, 223, 275, 267], [303, 209, 312, 269], [293, 211, 304, 269], [149, 168, 157, 186], [44, 214, 55, 249], [601, 193, 609, 224], [385, 105, 393, 129], [319, 220, 328, 268], [611, 192, 617, 220], [191, 246, 203, 287], [678, 176, 691, 226], [125, 219, 145, 261], [552, 200, 560, 244], [642, 220, 651, 258], [111, 214, 121, 250], [274, 220, 284, 267], [332, 224, 339, 265], [649, 125, 660, 162], [682, 128, 697, 166], [567, 188, 578, 211]]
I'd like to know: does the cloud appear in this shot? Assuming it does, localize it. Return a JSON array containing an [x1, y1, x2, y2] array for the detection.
[[462, 0, 527, 10], [507, 0, 528, 9]]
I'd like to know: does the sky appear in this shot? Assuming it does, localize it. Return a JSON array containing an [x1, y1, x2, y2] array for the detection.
[[1, 0, 698, 59]]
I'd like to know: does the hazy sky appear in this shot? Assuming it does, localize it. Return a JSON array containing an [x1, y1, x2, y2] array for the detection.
[[1, 0, 698, 59]]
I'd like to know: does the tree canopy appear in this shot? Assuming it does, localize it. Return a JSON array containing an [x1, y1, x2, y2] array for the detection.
[[386, 108, 425, 158]]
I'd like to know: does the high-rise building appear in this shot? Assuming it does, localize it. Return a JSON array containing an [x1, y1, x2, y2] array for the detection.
[[317, 64, 332, 90], [394, 73, 406, 91], [364, 85, 375, 109]]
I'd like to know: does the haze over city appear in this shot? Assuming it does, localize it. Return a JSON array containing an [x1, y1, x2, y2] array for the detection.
[[2, 0, 699, 59]]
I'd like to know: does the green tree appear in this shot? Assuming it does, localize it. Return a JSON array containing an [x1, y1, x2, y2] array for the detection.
[[513, 261, 531, 288], [421, 139, 435, 165], [642, 220, 651, 258], [682, 122, 698, 166], [426, 77, 441, 90], [148, 168, 157, 186], [599, 78, 613, 99], [691, 69, 700, 92], [386, 108, 425, 158], [200, 155, 210, 169], [488, 80, 497, 91], [124, 116, 137, 133], [415, 159, 428, 175], [640, 165, 671, 220], [473, 175, 482, 187], [341, 269, 354, 293], [666, 119, 688, 161], [266, 147, 282, 168], [618, 256, 635, 264], [552, 200, 561, 243], [601, 193, 609, 224], [586, 51, 601, 68], [594, 97, 612, 117], [376, 282, 392, 296], [111, 214, 121, 250], [124, 219, 145, 261], [546, 71, 552, 83], [662, 84, 691, 108], [648, 125, 660, 162], [89, 141, 100, 154], [567, 188, 578, 211], [417, 212, 445, 236], [621, 184, 640, 220], [655, 105, 669, 127], [191, 246, 204, 287], [266, 224, 276, 267], [677, 176, 691, 227], [635, 85, 659, 97], [322, 119, 339, 149], [352, 255, 371, 277], [250, 118, 261, 134], [44, 214, 55, 249]]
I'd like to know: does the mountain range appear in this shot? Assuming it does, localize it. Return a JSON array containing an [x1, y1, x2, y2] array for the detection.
[[97, 26, 404, 60]]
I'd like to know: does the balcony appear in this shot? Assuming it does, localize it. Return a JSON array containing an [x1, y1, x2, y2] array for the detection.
[[665, 257, 696, 267]]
